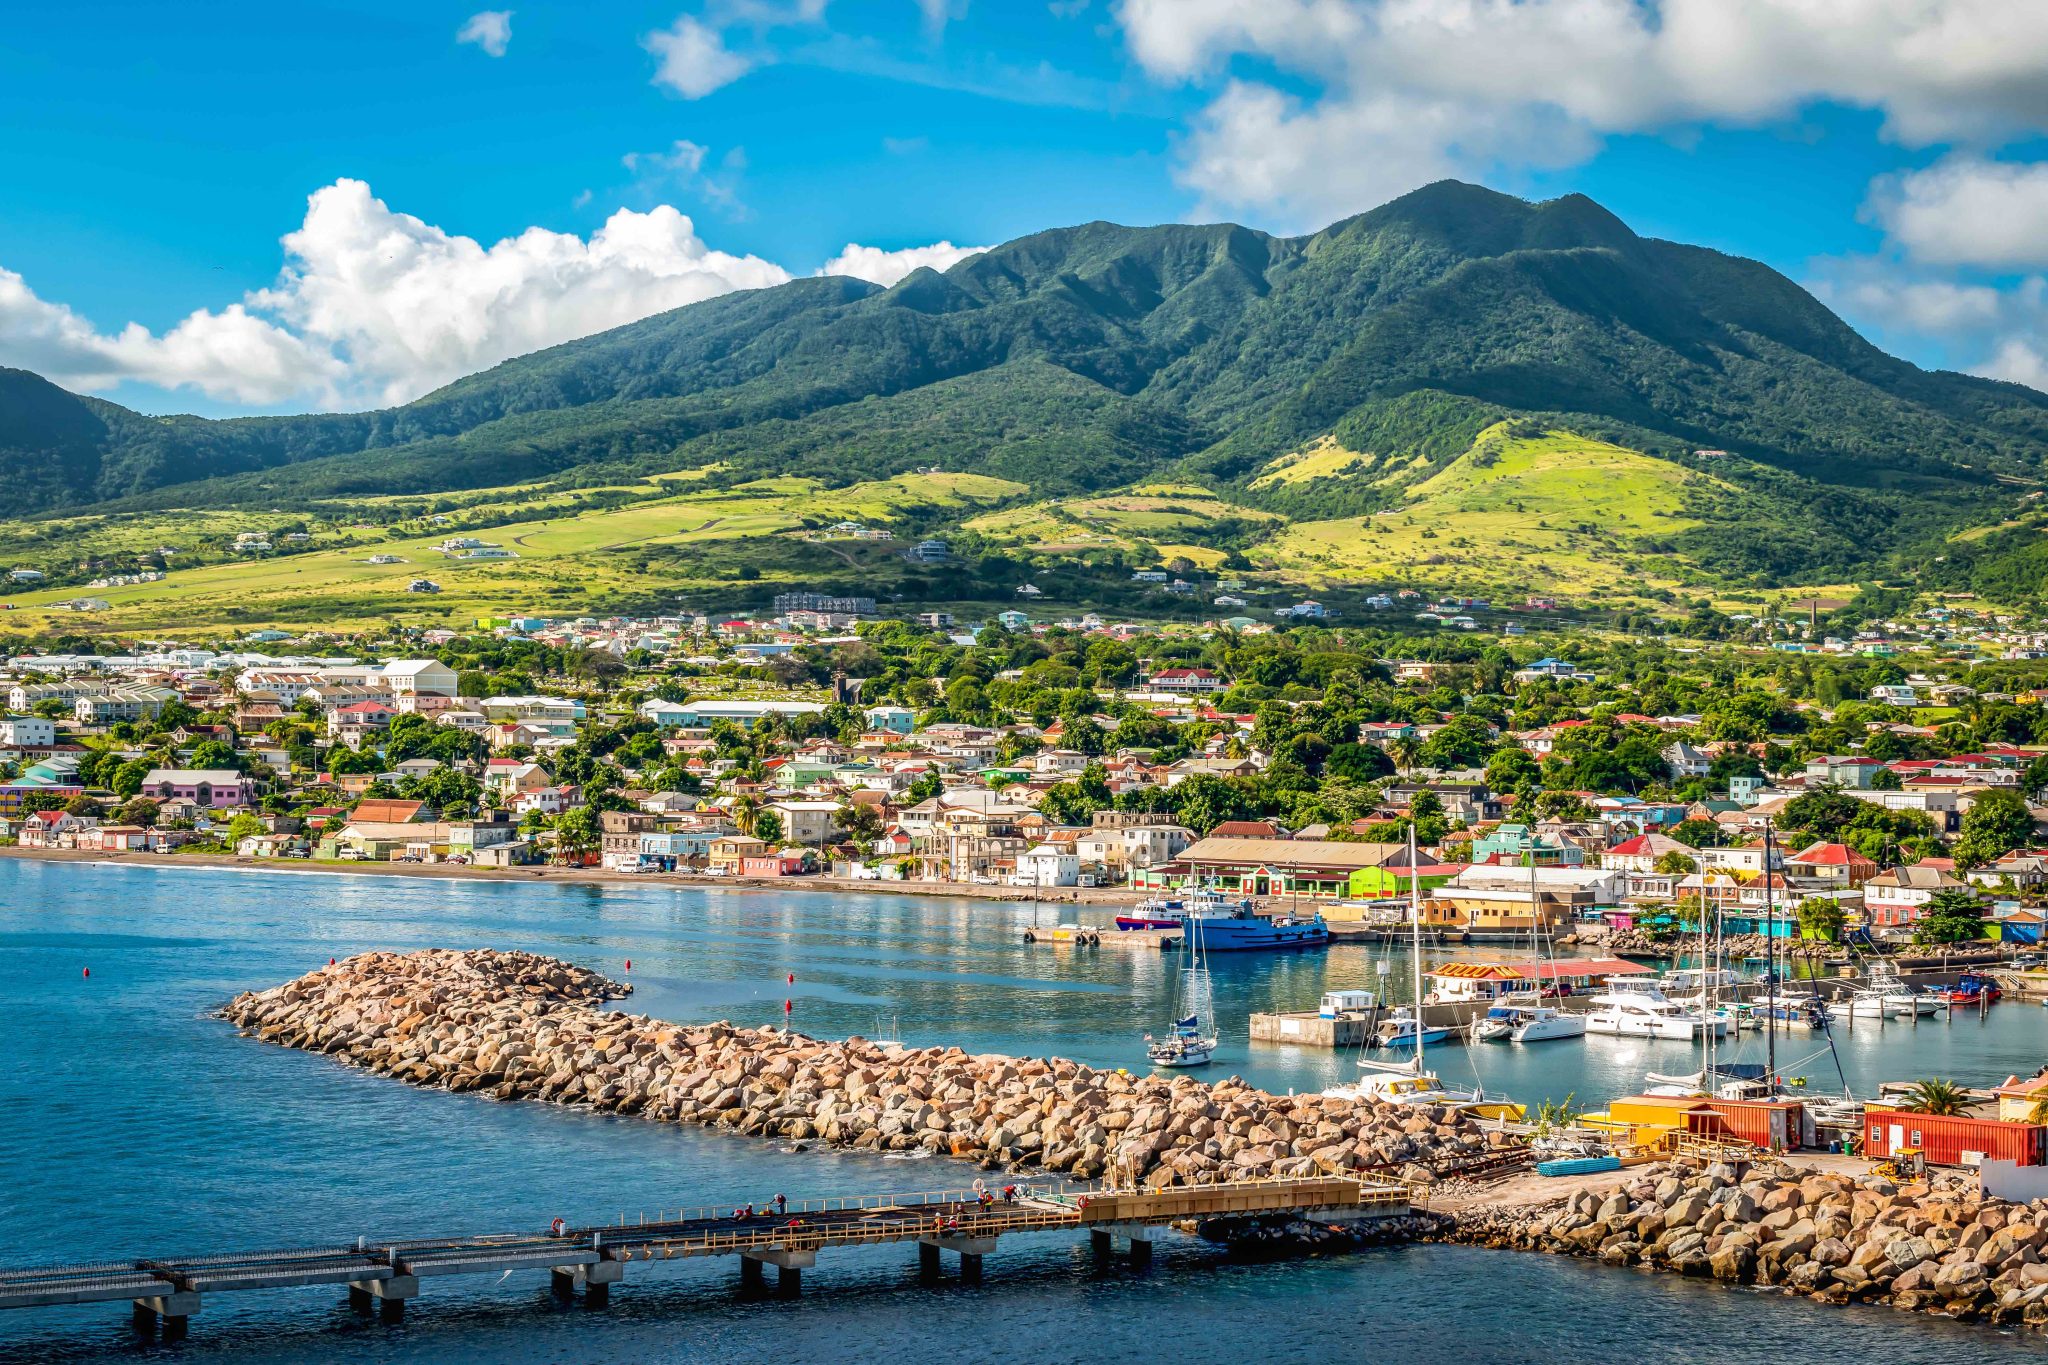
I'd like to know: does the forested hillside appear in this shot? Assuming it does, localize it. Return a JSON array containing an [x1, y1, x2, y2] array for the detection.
[[5, 180, 2046, 588]]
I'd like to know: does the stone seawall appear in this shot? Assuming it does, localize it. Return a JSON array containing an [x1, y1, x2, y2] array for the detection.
[[221, 949, 1496, 1187], [1443, 1160, 2048, 1329]]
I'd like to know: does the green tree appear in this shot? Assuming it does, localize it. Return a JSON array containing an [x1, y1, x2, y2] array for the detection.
[[225, 812, 265, 844], [1669, 817, 1722, 849], [1913, 887, 1988, 945], [835, 802, 885, 847], [115, 796, 161, 827], [1795, 896, 1847, 942], [1484, 745, 1539, 794], [1653, 849, 1697, 875], [751, 810, 784, 846], [1898, 1078, 1970, 1116], [1953, 788, 2034, 869], [550, 804, 602, 864]]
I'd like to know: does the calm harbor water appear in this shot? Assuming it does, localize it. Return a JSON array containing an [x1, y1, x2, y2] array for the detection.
[[3, 856, 2044, 1364]]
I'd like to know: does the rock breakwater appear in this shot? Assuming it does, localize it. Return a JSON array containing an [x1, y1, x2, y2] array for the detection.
[[221, 949, 1496, 1187], [1446, 1161, 2048, 1329]]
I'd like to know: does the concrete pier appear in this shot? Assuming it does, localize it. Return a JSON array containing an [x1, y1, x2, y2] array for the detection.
[[0, 1176, 1406, 1341]]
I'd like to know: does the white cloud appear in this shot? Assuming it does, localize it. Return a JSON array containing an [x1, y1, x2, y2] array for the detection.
[[623, 139, 748, 214], [456, 11, 513, 57], [0, 268, 336, 405], [1, 180, 999, 411], [1, 179, 793, 410], [817, 240, 989, 285], [1868, 157, 2048, 270], [645, 15, 753, 98], [916, 0, 965, 38], [1812, 261, 2048, 393], [1114, 0, 2048, 227]]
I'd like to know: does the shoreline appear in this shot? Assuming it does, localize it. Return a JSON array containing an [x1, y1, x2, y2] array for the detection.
[[0, 845, 1148, 906]]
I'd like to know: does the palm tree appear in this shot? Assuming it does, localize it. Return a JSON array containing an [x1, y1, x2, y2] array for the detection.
[[1898, 1077, 1970, 1116], [1390, 737, 1422, 778], [729, 795, 759, 837]]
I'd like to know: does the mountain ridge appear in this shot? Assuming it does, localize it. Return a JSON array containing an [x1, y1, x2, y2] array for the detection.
[[5, 179, 2046, 591]]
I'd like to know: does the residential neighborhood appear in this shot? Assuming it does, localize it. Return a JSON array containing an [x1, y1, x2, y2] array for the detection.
[[2, 594, 2047, 951]]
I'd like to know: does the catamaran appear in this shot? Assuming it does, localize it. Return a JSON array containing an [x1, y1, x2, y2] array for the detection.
[[1146, 916, 1217, 1068]]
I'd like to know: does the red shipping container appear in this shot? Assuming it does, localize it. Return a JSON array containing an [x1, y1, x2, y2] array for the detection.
[[1701, 1098, 1805, 1152], [1863, 1110, 2048, 1167]]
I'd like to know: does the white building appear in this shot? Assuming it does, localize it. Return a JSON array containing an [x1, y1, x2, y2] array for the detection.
[[0, 715, 57, 747], [1011, 845, 1080, 887]]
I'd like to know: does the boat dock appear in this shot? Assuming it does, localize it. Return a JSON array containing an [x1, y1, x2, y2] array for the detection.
[[1022, 925, 1181, 949], [0, 1176, 1405, 1340]]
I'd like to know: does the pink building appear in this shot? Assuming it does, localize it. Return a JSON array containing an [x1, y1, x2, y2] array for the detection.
[[139, 768, 255, 808]]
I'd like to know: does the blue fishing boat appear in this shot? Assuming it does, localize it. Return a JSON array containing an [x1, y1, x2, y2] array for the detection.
[[1173, 889, 1330, 951]]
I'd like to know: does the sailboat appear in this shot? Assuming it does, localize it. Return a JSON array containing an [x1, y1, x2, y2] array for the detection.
[[1324, 828, 1501, 1110], [1146, 915, 1217, 1068]]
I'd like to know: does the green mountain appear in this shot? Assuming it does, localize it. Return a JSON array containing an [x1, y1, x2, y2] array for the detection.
[[6, 180, 2045, 587]]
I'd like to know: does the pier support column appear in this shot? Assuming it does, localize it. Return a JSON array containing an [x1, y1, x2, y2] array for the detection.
[[918, 1241, 941, 1283], [739, 1257, 765, 1296], [1095, 1222, 1156, 1266], [132, 1292, 199, 1340], [959, 1253, 983, 1283], [920, 1235, 997, 1282], [743, 1247, 815, 1299], [349, 1275, 418, 1323], [1089, 1228, 1114, 1259], [551, 1260, 621, 1304]]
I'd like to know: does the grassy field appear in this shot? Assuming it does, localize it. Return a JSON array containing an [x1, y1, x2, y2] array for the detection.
[[1251, 426, 1734, 597], [962, 486, 1278, 563], [1, 472, 1025, 635]]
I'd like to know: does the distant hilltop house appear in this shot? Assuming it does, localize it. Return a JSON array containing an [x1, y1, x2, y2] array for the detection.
[[1131, 569, 1169, 584], [365, 554, 406, 565], [1513, 657, 1596, 683], [1145, 666, 1225, 695], [438, 537, 490, 552], [1273, 600, 1326, 620], [1693, 448, 1732, 458], [905, 538, 952, 564], [406, 579, 442, 593], [1014, 583, 1042, 597]]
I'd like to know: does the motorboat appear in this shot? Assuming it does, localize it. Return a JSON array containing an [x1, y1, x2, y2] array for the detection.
[[1120, 888, 1331, 949], [1584, 980, 1730, 1040], [1468, 1008, 1516, 1042], [1657, 967, 1745, 995], [1935, 973, 2003, 1006], [1376, 1007, 1454, 1049]]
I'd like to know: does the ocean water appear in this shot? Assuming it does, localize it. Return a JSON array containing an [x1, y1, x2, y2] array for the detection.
[[2, 857, 2043, 1364]]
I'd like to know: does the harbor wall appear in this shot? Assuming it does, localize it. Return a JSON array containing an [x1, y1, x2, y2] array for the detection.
[[221, 949, 1506, 1193]]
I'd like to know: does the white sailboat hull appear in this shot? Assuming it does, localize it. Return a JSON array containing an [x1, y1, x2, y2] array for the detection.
[[1512, 1012, 1588, 1043]]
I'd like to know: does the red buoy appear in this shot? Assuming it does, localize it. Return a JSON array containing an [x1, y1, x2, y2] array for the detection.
[[328, 958, 336, 966], [787, 972, 795, 985], [625, 959, 632, 972], [82, 967, 90, 979]]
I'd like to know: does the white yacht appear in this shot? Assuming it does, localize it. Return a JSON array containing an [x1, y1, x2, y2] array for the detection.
[[1470, 1001, 1585, 1043], [1584, 980, 1730, 1040]]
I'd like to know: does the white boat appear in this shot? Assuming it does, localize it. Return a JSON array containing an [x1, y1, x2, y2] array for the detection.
[[1377, 1007, 1454, 1049], [1658, 967, 1744, 995], [1323, 825, 1512, 1116], [1584, 980, 1730, 1040], [1506, 1003, 1588, 1043], [1147, 915, 1217, 1068], [1468, 1009, 1515, 1042]]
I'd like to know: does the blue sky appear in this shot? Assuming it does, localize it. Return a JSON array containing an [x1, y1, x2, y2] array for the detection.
[[5, 1, 2048, 415]]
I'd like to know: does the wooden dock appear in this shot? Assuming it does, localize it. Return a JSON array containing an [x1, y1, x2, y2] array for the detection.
[[0, 1176, 1404, 1340]]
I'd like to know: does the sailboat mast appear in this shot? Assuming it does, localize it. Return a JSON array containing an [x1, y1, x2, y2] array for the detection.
[[1410, 823, 1425, 1073], [1701, 854, 1714, 1084], [1764, 827, 1777, 1079]]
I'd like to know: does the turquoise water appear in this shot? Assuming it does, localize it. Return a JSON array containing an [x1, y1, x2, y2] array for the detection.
[[2, 857, 2043, 1364]]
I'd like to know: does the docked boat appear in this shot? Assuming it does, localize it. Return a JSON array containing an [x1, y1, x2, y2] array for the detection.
[[1323, 825, 1517, 1119], [1377, 1007, 1454, 1049], [1935, 972, 2003, 1006], [1502, 1002, 1587, 1043], [1115, 895, 1184, 931], [1584, 980, 1730, 1040]]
